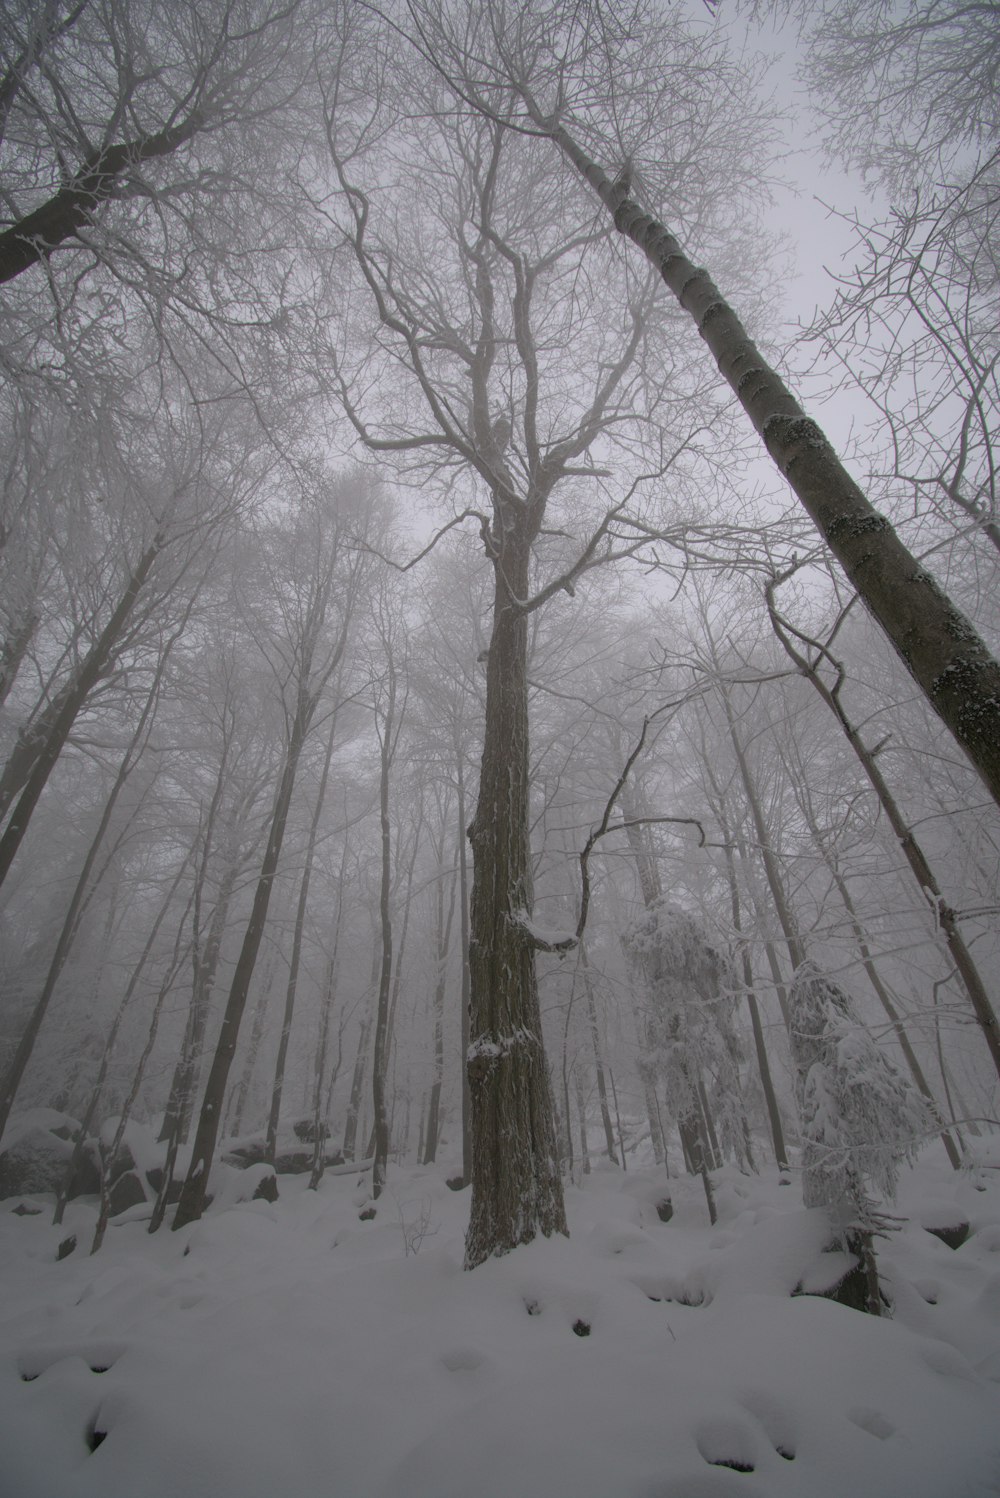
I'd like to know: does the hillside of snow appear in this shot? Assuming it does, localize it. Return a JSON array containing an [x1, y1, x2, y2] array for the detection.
[[1, 1148, 999, 1498]]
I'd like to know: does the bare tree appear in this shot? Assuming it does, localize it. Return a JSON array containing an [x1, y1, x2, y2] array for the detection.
[[405, 0, 1000, 812], [0, 0, 315, 289], [315, 20, 729, 1263]]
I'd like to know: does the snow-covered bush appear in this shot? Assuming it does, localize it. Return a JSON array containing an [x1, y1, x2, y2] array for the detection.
[[789, 961, 929, 1238], [624, 901, 750, 1184]]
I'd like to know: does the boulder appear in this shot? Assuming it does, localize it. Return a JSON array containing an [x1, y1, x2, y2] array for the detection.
[[67, 1144, 101, 1199], [252, 1169, 279, 1203], [222, 1139, 267, 1170], [925, 1220, 969, 1251], [107, 1170, 147, 1216], [0, 1125, 74, 1199], [144, 1166, 182, 1205], [223, 1137, 344, 1175]]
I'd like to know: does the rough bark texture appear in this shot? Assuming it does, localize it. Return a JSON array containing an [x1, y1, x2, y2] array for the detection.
[[465, 528, 567, 1267], [546, 124, 1000, 808]]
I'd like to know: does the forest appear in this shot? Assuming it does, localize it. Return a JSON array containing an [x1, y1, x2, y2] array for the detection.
[[0, 1, 998, 1494]]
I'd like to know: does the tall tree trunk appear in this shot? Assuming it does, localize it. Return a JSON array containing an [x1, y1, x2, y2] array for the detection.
[[455, 756, 473, 1185], [580, 944, 620, 1166], [619, 794, 667, 1166], [264, 705, 340, 1180], [157, 859, 237, 1151], [227, 967, 272, 1140], [371, 658, 397, 1199], [574, 1064, 590, 1177], [709, 778, 789, 1176], [92, 903, 193, 1254], [718, 686, 806, 973], [465, 528, 566, 1267], [173, 691, 313, 1230], [343, 964, 376, 1165], [423, 837, 458, 1166], [545, 123, 1000, 807]]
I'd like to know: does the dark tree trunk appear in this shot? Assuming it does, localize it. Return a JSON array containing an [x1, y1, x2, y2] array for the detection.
[[0, 117, 203, 285], [465, 527, 567, 1267], [265, 705, 339, 1175], [343, 1001, 374, 1162], [455, 758, 473, 1185], [371, 660, 397, 1199], [423, 839, 457, 1166]]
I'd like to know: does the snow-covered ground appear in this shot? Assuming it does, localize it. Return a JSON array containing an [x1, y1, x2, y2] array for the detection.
[[1, 1147, 999, 1498]]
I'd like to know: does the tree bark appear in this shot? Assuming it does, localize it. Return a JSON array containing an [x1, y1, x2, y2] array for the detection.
[[465, 525, 567, 1266], [423, 835, 457, 1165]]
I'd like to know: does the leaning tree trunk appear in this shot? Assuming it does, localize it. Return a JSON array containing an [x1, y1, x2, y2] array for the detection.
[[543, 123, 1000, 809], [465, 525, 567, 1268], [0, 636, 172, 1143], [767, 602, 1000, 1085], [0, 533, 164, 891]]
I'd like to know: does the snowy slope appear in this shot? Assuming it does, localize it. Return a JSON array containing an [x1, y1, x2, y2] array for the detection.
[[1, 1152, 998, 1498]]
